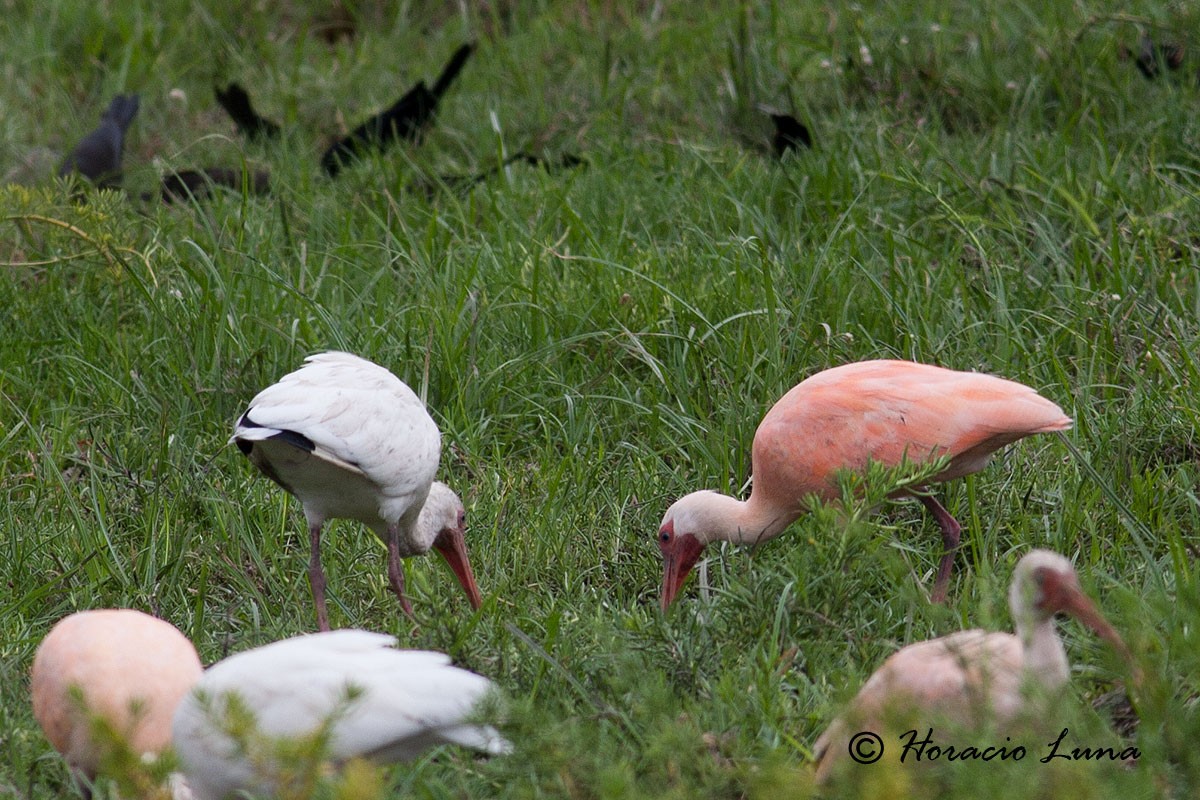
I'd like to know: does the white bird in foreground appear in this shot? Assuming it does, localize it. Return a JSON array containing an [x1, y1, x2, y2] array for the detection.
[[172, 629, 511, 800], [30, 609, 203, 788], [232, 351, 483, 631], [813, 549, 1134, 784]]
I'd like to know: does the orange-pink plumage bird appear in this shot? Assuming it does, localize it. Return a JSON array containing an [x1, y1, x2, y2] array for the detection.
[[658, 360, 1072, 608], [30, 609, 203, 789]]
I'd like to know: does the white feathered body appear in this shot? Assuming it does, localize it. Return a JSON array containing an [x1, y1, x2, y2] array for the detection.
[[172, 630, 509, 800], [232, 352, 441, 552]]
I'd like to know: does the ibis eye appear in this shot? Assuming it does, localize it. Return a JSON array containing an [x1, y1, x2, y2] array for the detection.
[[660, 531, 671, 543]]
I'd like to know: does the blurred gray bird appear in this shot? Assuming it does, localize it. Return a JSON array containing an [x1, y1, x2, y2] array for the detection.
[[58, 94, 140, 188]]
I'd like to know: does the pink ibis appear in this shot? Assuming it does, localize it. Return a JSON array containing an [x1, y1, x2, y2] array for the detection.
[[812, 549, 1134, 783], [658, 360, 1072, 608], [172, 629, 510, 800], [30, 609, 203, 788], [232, 351, 483, 630]]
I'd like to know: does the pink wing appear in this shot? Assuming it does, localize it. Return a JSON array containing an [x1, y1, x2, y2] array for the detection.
[[752, 361, 1071, 505], [814, 629, 1024, 782]]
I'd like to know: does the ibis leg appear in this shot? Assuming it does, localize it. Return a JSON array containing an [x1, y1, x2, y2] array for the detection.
[[919, 494, 961, 603], [386, 527, 418, 622], [308, 520, 331, 632]]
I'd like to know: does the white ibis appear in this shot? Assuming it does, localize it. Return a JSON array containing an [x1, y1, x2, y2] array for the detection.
[[30, 609, 203, 788], [658, 360, 1072, 607], [171, 629, 510, 800], [812, 549, 1134, 783], [232, 351, 483, 630]]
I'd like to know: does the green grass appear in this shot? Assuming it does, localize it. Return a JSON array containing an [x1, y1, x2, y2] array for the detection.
[[2, 0, 1198, 797]]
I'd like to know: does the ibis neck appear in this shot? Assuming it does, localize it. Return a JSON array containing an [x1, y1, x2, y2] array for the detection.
[[375, 506, 430, 557], [1018, 616, 1070, 689], [705, 491, 799, 547]]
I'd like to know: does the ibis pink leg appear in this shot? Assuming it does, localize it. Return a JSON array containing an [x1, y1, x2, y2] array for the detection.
[[387, 528, 417, 622], [308, 520, 331, 632], [919, 494, 961, 604]]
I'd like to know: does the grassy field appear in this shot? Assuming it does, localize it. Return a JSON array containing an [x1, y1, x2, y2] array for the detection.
[[1, 0, 1198, 797]]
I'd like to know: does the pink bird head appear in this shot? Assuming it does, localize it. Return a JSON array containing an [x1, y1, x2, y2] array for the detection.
[[658, 491, 735, 611], [1013, 550, 1134, 669], [658, 518, 707, 612]]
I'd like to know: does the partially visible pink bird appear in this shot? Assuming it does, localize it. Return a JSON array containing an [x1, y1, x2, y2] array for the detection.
[[812, 549, 1134, 784], [232, 352, 483, 631], [30, 609, 203, 788], [658, 360, 1072, 608]]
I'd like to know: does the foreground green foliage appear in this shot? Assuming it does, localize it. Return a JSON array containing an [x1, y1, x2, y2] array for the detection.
[[2, 0, 1197, 797]]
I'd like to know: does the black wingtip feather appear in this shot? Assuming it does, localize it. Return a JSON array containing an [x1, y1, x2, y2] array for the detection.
[[268, 428, 317, 452], [236, 413, 317, 453]]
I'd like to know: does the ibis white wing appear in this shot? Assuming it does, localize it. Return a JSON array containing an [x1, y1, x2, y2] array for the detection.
[[173, 631, 508, 800], [232, 352, 441, 505]]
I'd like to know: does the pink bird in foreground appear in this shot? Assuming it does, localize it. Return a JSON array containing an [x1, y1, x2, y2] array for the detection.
[[658, 360, 1072, 609], [232, 352, 483, 631], [30, 609, 203, 789], [812, 549, 1134, 784]]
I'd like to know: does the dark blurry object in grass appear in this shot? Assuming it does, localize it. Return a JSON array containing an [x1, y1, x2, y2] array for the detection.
[[161, 167, 271, 204], [321, 42, 474, 177], [58, 94, 140, 188], [749, 104, 812, 158], [418, 151, 585, 196], [215, 83, 281, 140], [768, 112, 812, 157], [1120, 35, 1185, 80], [314, 2, 356, 45], [1092, 688, 1140, 744]]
